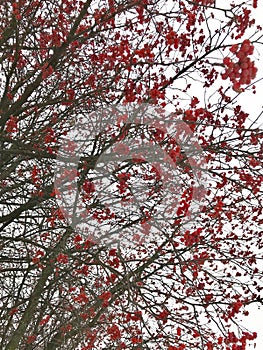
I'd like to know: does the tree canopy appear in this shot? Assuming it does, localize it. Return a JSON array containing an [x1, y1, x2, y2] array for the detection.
[[0, 1, 262, 349]]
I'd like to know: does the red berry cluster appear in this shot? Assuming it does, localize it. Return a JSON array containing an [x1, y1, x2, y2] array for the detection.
[[57, 253, 68, 264], [5, 116, 18, 133], [107, 324, 121, 340], [117, 172, 131, 194], [12, 2, 22, 20], [98, 290, 112, 307], [222, 40, 257, 92], [82, 179, 95, 200]]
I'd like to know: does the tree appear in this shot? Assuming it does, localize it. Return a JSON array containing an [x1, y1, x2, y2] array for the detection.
[[0, 0, 262, 349]]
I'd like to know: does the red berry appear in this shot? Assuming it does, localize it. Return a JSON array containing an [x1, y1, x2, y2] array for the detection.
[[230, 44, 239, 53]]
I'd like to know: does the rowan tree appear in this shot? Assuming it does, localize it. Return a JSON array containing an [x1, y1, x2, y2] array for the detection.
[[0, 0, 262, 350]]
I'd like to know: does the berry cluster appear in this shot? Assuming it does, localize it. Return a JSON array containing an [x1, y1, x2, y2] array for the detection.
[[117, 172, 131, 194], [5, 116, 18, 133], [12, 2, 22, 20], [222, 40, 257, 92]]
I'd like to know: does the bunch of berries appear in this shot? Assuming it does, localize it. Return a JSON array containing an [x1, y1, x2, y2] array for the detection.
[[222, 39, 257, 92]]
